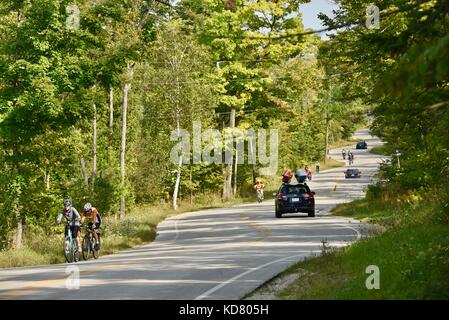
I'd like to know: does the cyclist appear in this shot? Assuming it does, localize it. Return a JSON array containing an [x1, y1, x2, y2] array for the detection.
[[254, 180, 265, 202], [81, 203, 101, 249], [305, 166, 312, 181], [56, 199, 82, 253]]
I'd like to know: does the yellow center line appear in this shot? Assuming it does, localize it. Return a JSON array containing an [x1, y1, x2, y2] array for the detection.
[[0, 260, 134, 300], [238, 209, 273, 244], [2, 207, 272, 300]]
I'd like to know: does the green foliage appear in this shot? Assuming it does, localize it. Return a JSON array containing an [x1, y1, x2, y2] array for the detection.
[[0, 0, 367, 251], [319, 0, 449, 192]]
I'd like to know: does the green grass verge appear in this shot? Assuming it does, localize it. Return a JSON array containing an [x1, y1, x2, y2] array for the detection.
[[301, 157, 345, 174], [370, 145, 390, 156], [247, 187, 449, 299], [0, 193, 262, 269], [329, 137, 360, 150], [319, 157, 345, 171], [278, 221, 449, 299]]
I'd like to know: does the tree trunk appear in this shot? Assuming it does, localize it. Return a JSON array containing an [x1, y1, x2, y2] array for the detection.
[[12, 146, 23, 249], [223, 108, 235, 201], [190, 166, 193, 205], [324, 115, 329, 165], [12, 9, 24, 250], [120, 82, 130, 219], [173, 155, 183, 210], [172, 112, 182, 210], [120, 63, 134, 219], [80, 157, 89, 186], [14, 216, 23, 249], [120, 197, 125, 220], [109, 85, 114, 128], [90, 101, 97, 190], [233, 147, 238, 196], [44, 168, 50, 190], [249, 135, 257, 185]]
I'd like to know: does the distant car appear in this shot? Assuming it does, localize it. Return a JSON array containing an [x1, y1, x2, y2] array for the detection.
[[273, 183, 315, 218], [356, 141, 368, 149], [344, 168, 362, 178]]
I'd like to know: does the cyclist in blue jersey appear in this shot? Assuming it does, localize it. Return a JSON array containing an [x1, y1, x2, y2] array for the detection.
[[56, 199, 82, 253]]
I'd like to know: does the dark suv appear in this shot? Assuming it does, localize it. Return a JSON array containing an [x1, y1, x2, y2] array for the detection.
[[356, 141, 368, 149], [344, 168, 361, 178], [273, 183, 315, 218]]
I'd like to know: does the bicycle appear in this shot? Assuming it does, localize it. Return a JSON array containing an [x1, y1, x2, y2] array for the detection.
[[63, 224, 79, 263], [82, 225, 101, 260]]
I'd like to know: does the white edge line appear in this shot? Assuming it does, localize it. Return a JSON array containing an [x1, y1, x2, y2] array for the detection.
[[195, 221, 362, 300], [337, 223, 362, 241], [194, 254, 309, 300]]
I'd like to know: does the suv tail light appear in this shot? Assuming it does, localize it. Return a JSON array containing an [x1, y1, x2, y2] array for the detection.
[[276, 194, 286, 200], [306, 192, 314, 199]]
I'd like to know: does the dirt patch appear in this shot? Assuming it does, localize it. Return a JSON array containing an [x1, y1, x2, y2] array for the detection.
[[245, 270, 306, 300]]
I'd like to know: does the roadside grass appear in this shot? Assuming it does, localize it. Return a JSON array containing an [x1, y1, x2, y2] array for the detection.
[[246, 187, 449, 299], [301, 157, 345, 175], [277, 220, 449, 299], [318, 157, 345, 171], [329, 137, 359, 150], [370, 145, 390, 156], [0, 192, 261, 269]]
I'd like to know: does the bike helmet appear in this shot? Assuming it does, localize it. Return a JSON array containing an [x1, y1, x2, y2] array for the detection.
[[64, 199, 72, 207], [83, 202, 92, 212]]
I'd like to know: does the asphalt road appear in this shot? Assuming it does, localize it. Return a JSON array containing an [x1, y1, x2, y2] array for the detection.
[[0, 129, 386, 300]]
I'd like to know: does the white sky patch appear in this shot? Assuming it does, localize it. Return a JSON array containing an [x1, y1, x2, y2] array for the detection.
[[299, 0, 339, 39]]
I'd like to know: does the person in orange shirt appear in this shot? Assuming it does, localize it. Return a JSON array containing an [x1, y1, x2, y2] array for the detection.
[[81, 203, 102, 248]]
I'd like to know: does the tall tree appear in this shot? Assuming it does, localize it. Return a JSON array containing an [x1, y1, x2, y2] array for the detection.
[[140, 19, 217, 210]]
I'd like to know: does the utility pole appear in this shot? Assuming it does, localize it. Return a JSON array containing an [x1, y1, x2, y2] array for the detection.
[[324, 102, 329, 165]]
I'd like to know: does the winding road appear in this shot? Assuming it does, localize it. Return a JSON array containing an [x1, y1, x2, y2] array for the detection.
[[0, 129, 386, 300]]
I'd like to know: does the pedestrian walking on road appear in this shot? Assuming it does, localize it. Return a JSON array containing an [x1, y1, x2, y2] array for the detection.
[[315, 161, 320, 174], [342, 149, 347, 160]]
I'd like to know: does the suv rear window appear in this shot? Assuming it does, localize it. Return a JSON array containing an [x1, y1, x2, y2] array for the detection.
[[281, 185, 309, 195]]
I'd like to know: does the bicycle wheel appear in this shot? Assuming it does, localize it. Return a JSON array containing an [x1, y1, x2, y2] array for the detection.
[[73, 240, 79, 262], [82, 235, 91, 261], [92, 240, 100, 259], [64, 237, 73, 263], [91, 234, 101, 259]]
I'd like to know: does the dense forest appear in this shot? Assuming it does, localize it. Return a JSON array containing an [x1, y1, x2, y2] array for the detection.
[[0, 0, 368, 250], [319, 0, 449, 193], [1, 0, 448, 299]]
